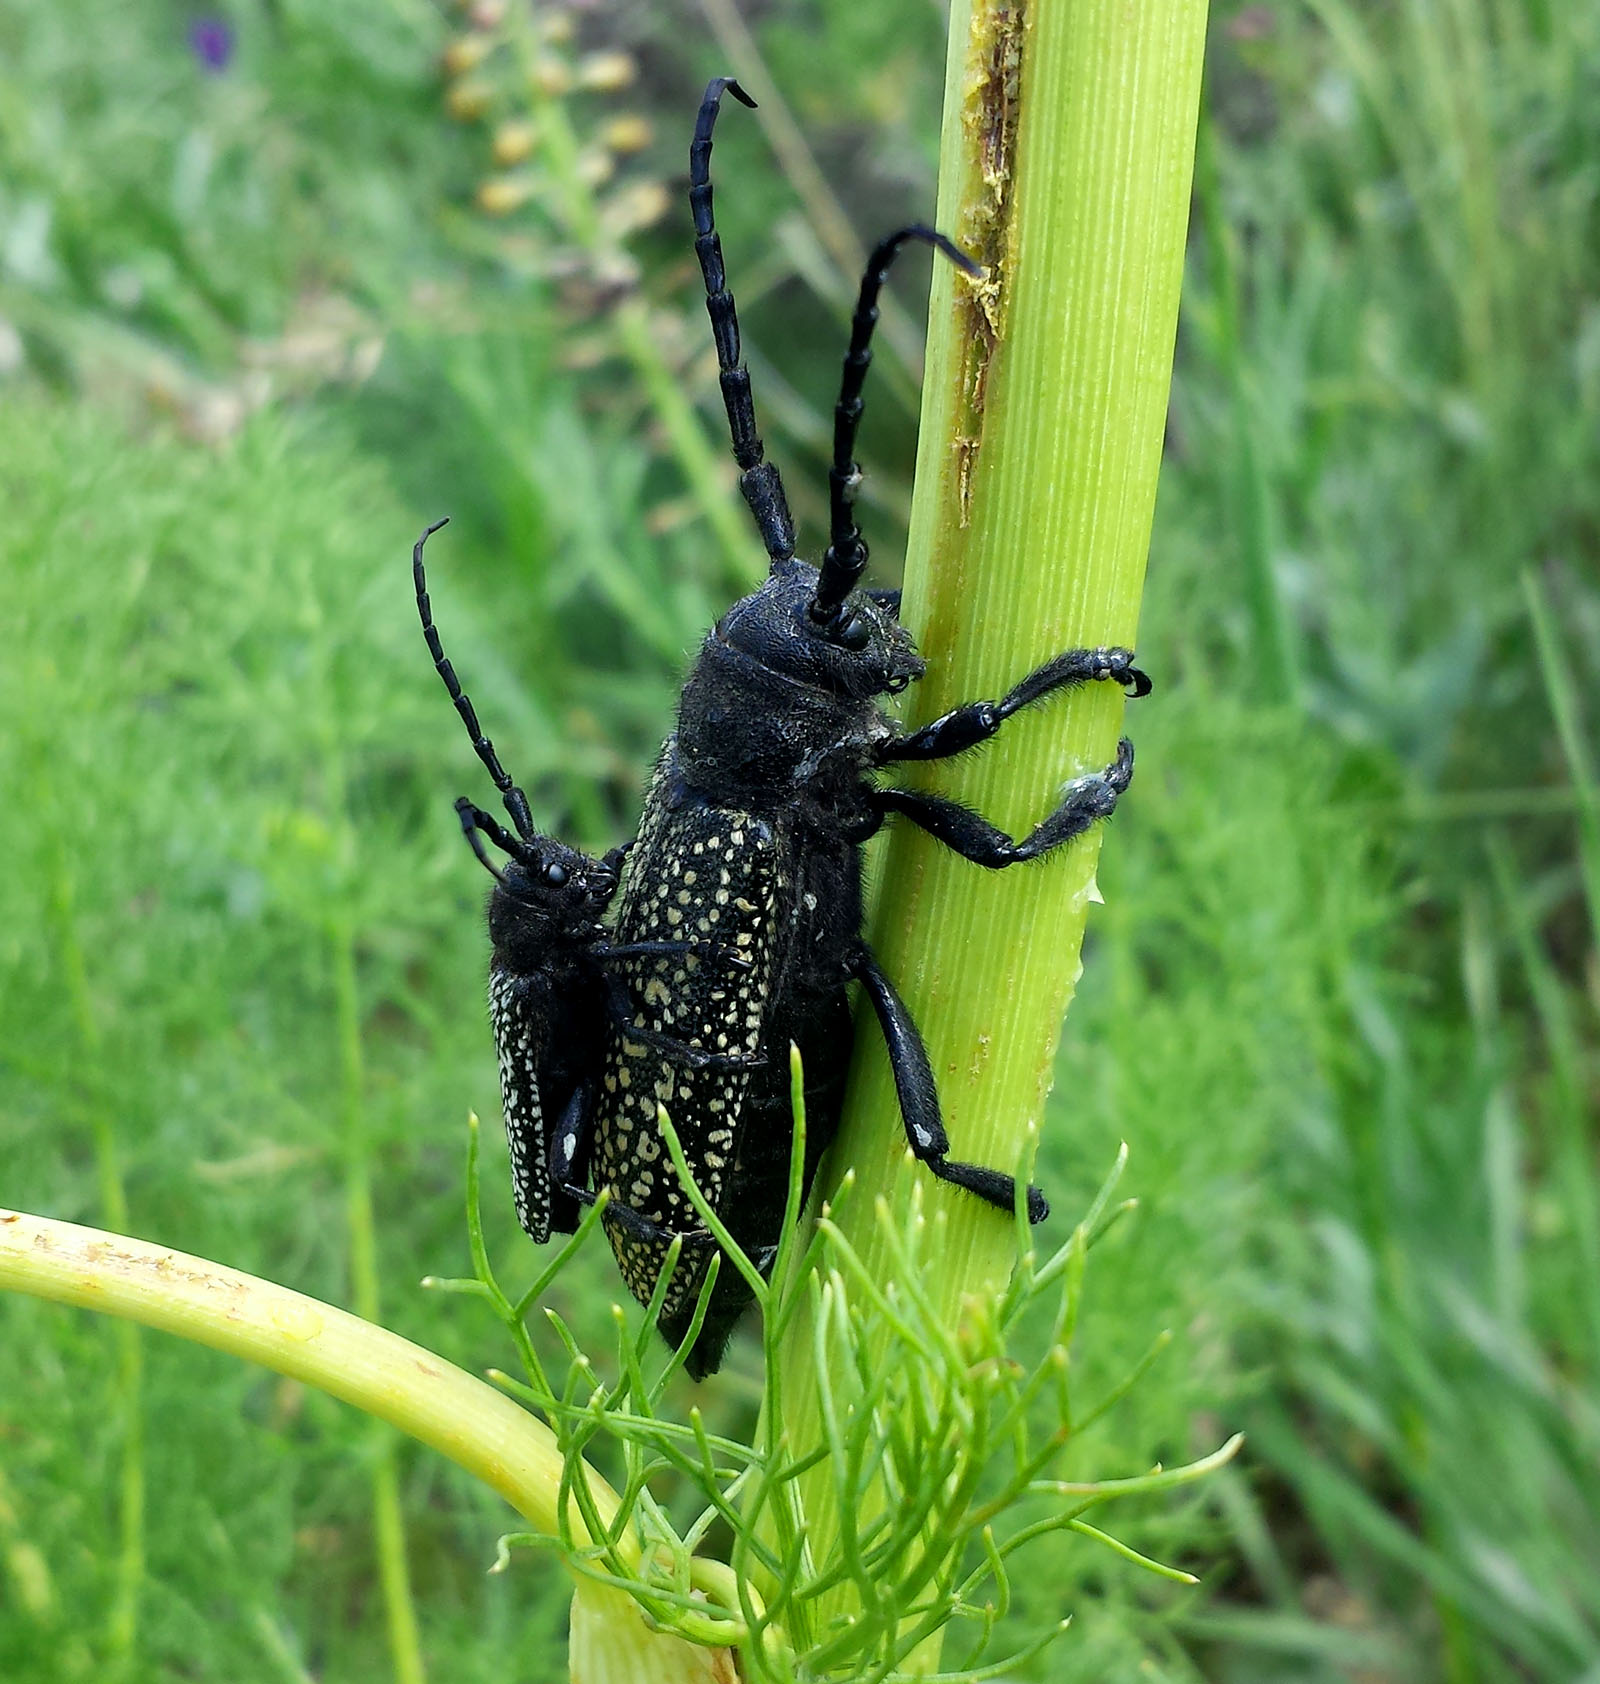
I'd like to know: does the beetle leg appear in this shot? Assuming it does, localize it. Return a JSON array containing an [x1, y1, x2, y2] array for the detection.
[[546, 1083, 713, 1246], [877, 647, 1148, 764], [614, 1020, 764, 1073], [592, 840, 631, 899], [875, 738, 1134, 867], [595, 939, 753, 973], [544, 1082, 596, 1233], [602, 974, 761, 1071], [603, 1204, 715, 1247], [600, 840, 633, 875], [850, 946, 1048, 1224], [838, 794, 888, 846]]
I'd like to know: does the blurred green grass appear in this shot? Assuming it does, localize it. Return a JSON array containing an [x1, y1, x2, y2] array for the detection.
[[0, 1, 1596, 1680]]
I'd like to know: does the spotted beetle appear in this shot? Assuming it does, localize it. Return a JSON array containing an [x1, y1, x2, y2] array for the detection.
[[425, 78, 1149, 1378], [414, 519, 754, 1248]]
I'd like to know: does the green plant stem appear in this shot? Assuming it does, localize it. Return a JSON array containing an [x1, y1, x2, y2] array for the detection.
[[505, 16, 758, 587], [0, 1212, 736, 1682], [0, 1211, 603, 1539], [1523, 569, 1600, 952], [770, 0, 1208, 1650], [46, 850, 144, 1675], [1194, 113, 1298, 706], [569, 1582, 736, 1684], [328, 918, 427, 1684]]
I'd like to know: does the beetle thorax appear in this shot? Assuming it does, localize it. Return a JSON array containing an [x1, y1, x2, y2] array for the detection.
[[673, 636, 888, 803], [672, 562, 920, 803], [487, 871, 602, 974]]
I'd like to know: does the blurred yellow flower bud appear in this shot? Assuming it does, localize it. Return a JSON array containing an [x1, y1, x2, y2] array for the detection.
[[477, 175, 536, 216], [446, 78, 493, 121], [442, 35, 491, 76], [491, 120, 537, 166], [531, 54, 572, 97], [601, 114, 654, 155], [600, 180, 671, 239], [576, 51, 636, 92], [538, 12, 574, 44], [574, 148, 615, 189]]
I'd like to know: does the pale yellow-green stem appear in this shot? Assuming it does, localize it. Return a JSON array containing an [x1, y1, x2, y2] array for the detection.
[[569, 1584, 739, 1684], [772, 0, 1209, 1642], [0, 1211, 730, 1684], [0, 1210, 599, 1540]]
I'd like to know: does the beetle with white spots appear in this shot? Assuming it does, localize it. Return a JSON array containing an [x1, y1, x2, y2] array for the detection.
[[417, 78, 1150, 1378]]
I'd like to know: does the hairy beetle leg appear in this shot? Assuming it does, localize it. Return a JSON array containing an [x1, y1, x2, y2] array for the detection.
[[547, 1084, 714, 1248], [878, 646, 1148, 764], [617, 1026, 763, 1073], [584, 1189, 714, 1249], [599, 840, 632, 876], [877, 738, 1134, 868], [596, 939, 753, 973], [603, 977, 761, 1071], [542, 1082, 597, 1227], [852, 947, 1049, 1224]]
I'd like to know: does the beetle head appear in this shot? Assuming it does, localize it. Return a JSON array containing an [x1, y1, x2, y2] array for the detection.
[[715, 559, 924, 699], [491, 838, 614, 948]]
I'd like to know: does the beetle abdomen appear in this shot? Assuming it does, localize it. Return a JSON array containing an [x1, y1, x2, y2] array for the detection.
[[490, 963, 592, 1244], [594, 748, 795, 1314]]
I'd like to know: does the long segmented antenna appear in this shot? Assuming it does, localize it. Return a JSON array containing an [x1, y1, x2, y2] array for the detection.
[[690, 77, 796, 567], [811, 226, 982, 631], [413, 519, 537, 842]]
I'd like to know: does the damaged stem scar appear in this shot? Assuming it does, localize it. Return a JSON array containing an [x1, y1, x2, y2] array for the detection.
[[953, 0, 1029, 527]]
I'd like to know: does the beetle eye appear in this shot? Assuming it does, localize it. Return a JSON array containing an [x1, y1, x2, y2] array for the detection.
[[544, 861, 568, 886], [833, 611, 871, 652]]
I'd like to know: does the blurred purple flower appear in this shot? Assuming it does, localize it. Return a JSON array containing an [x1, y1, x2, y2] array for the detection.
[[189, 16, 235, 73]]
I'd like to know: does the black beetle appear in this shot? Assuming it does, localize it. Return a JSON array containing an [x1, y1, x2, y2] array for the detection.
[[414, 519, 753, 1249], [422, 78, 1148, 1378]]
